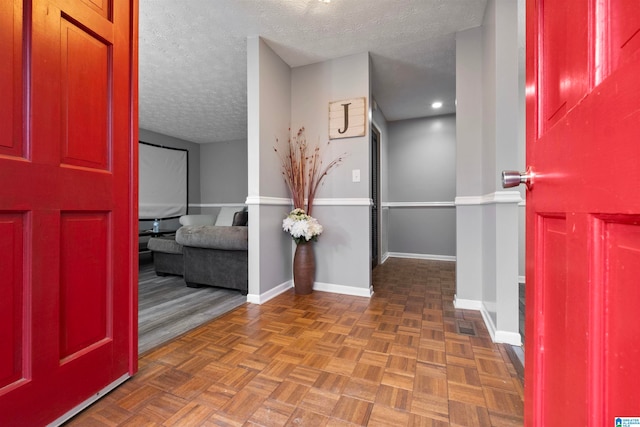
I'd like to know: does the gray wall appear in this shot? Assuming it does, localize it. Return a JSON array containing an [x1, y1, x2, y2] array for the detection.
[[387, 115, 456, 258], [389, 209, 455, 256], [138, 128, 201, 230], [389, 115, 456, 201], [455, 26, 484, 302], [199, 138, 248, 217], [456, 28, 484, 199], [454, 0, 522, 345], [517, 0, 526, 281], [248, 41, 373, 299], [482, 0, 520, 338], [247, 37, 293, 298], [290, 52, 372, 293], [291, 53, 371, 200]]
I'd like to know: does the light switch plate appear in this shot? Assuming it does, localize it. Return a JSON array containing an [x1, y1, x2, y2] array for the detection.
[[352, 169, 360, 182]]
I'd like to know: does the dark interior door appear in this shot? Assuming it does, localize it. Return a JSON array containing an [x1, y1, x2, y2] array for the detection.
[[371, 125, 380, 268]]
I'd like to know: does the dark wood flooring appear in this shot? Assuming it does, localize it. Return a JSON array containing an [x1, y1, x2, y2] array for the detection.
[[138, 261, 247, 354], [68, 258, 524, 426]]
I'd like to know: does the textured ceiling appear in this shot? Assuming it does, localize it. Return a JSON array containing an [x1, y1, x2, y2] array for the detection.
[[139, 0, 488, 144]]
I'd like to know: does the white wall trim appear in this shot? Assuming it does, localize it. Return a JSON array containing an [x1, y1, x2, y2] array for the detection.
[[314, 198, 372, 206], [480, 303, 522, 346], [49, 373, 130, 426], [245, 196, 291, 206], [453, 296, 482, 310], [382, 201, 455, 208], [192, 203, 247, 208], [314, 282, 373, 297], [455, 191, 523, 206], [388, 252, 456, 262], [244, 197, 371, 207], [246, 280, 293, 304], [381, 252, 390, 264], [518, 275, 525, 284]]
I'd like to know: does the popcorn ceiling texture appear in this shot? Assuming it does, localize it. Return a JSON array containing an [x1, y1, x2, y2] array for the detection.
[[139, 0, 487, 144]]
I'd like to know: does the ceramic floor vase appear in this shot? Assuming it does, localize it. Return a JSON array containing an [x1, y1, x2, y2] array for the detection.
[[293, 241, 315, 294]]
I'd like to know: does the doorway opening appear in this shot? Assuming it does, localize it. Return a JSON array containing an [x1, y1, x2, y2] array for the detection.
[[371, 124, 381, 269]]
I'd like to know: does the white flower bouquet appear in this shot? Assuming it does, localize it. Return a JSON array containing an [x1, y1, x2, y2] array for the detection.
[[282, 208, 323, 244]]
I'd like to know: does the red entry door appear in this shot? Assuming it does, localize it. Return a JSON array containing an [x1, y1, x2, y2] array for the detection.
[[525, 1, 640, 425], [0, 0, 138, 425]]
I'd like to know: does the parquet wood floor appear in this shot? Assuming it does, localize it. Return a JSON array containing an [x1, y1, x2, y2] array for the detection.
[[66, 258, 524, 426]]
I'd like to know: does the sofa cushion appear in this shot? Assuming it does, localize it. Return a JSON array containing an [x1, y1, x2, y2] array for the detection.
[[176, 225, 248, 251], [179, 214, 216, 226], [147, 236, 183, 254], [214, 207, 238, 226]]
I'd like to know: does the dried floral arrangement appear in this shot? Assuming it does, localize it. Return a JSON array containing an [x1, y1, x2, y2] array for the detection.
[[274, 127, 346, 216]]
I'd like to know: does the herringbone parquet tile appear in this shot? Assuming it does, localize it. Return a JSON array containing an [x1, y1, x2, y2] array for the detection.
[[66, 258, 524, 426]]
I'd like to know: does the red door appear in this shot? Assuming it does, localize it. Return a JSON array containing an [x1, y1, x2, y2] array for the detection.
[[0, 0, 138, 425], [526, 0, 640, 424]]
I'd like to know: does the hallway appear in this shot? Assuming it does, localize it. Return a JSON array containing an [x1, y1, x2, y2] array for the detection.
[[67, 258, 524, 426]]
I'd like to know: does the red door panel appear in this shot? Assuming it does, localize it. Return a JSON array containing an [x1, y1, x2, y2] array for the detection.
[[59, 212, 110, 360], [0, 214, 25, 392], [0, 0, 23, 157], [610, 0, 640, 70], [61, 18, 110, 170], [526, 0, 640, 425], [540, 0, 588, 131], [80, 0, 110, 19], [604, 219, 640, 417], [0, 0, 137, 425]]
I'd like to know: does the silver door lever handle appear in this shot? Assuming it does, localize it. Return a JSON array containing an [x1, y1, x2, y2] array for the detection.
[[502, 168, 533, 189]]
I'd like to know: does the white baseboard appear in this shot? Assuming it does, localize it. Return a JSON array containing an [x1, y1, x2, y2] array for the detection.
[[454, 297, 522, 346], [480, 303, 522, 346], [381, 252, 390, 264], [479, 304, 497, 341], [247, 280, 293, 305], [313, 282, 373, 298], [495, 330, 522, 346], [247, 279, 373, 303], [388, 252, 456, 262], [453, 296, 482, 310]]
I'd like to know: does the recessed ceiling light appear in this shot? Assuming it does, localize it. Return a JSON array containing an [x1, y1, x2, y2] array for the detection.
[[431, 101, 443, 109], [319, 0, 331, 3]]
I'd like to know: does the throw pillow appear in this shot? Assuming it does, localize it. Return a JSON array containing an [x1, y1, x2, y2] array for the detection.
[[232, 210, 248, 226]]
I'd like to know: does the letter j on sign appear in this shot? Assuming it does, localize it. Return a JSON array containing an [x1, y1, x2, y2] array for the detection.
[[329, 97, 367, 139]]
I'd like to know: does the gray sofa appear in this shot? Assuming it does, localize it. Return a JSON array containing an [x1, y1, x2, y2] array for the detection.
[[176, 225, 248, 294], [147, 236, 183, 276], [146, 209, 248, 294]]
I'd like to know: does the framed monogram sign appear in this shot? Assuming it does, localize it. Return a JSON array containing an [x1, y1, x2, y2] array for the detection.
[[329, 97, 367, 139]]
